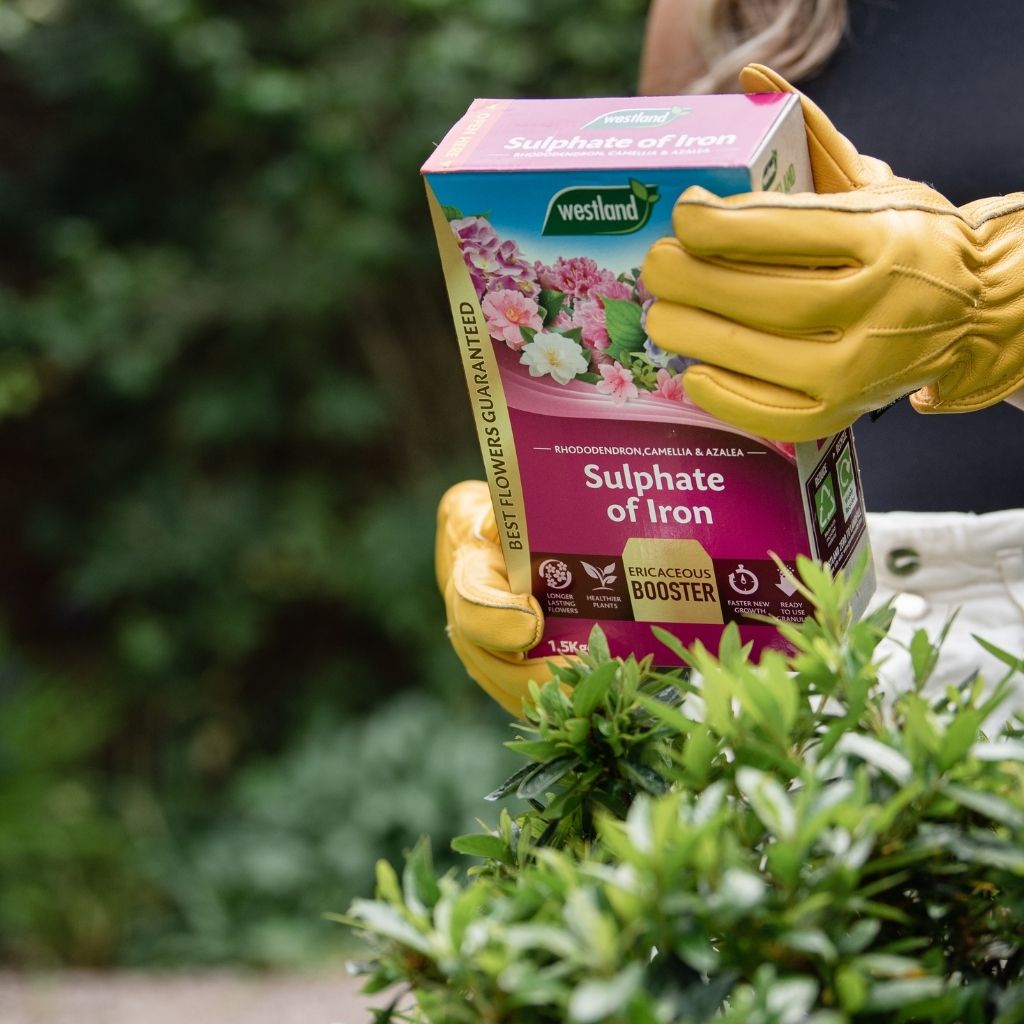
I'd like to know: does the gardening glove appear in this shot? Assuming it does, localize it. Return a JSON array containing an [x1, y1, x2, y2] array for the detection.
[[436, 480, 561, 716], [642, 63, 1024, 442]]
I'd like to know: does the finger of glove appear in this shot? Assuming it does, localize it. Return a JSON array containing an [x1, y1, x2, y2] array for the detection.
[[436, 480, 497, 591], [446, 623, 560, 717], [446, 627, 541, 716], [450, 543, 544, 652], [740, 64, 892, 192], [681, 363, 853, 442], [438, 480, 496, 544], [646, 301, 841, 398], [644, 236, 861, 336], [667, 187, 877, 267]]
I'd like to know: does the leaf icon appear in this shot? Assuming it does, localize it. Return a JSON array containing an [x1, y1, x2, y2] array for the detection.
[[603, 576, 617, 586], [582, 561, 602, 580], [603, 563, 616, 575]]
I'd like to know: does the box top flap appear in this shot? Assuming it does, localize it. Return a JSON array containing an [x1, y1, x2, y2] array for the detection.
[[421, 93, 798, 174]]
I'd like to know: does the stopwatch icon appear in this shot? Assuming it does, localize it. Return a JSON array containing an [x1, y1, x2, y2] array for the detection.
[[728, 564, 759, 595]]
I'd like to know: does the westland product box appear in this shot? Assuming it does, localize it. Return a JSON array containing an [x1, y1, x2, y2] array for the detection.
[[423, 94, 874, 663]]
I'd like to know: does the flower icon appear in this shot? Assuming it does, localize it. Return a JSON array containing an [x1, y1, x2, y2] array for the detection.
[[539, 559, 572, 590]]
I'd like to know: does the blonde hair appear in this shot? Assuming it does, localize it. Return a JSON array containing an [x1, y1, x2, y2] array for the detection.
[[687, 0, 848, 93]]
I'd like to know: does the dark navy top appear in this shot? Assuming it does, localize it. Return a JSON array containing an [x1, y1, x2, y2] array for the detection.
[[799, 0, 1024, 513]]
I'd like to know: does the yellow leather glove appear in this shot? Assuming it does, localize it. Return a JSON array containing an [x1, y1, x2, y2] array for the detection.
[[642, 64, 1024, 442], [436, 480, 561, 716]]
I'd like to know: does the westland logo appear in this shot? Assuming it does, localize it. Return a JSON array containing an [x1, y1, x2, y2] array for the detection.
[[542, 179, 660, 236], [581, 105, 690, 130]]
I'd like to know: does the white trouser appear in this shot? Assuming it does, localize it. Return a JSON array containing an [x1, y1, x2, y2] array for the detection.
[[867, 509, 1024, 726]]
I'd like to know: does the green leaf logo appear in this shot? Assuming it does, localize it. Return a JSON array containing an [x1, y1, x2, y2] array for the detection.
[[581, 106, 690, 130]]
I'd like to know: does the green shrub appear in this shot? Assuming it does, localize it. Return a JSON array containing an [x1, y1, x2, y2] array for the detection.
[[345, 560, 1024, 1022]]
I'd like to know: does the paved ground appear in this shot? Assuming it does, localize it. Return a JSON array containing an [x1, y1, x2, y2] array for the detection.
[[0, 970, 399, 1024]]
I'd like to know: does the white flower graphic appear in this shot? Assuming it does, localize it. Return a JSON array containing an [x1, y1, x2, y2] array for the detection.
[[519, 331, 589, 386]]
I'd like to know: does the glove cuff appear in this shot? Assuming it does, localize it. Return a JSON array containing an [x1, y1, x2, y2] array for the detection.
[[913, 194, 1024, 413]]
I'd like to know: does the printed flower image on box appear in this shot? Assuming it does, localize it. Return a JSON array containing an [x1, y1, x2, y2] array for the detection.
[[423, 95, 874, 665], [450, 208, 702, 408]]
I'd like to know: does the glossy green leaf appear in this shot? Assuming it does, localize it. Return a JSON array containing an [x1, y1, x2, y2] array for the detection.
[[451, 833, 515, 865], [572, 661, 618, 717], [516, 754, 579, 800]]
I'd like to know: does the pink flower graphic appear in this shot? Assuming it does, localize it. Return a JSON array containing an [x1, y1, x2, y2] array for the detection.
[[482, 289, 543, 349], [654, 368, 685, 402], [451, 217, 538, 298], [590, 276, 632, 303], [535, 256, 609, 300], [596, 361, 639, 403], [549, 309, 573, 331], [573, 298, 611, 356], [451, 215, 499, 253], [447, 214, 678, 402], [492, 240, 539, 297]]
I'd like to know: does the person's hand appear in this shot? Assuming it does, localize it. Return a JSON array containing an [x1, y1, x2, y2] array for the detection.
[[436, 480, 562, 716], [642, 64, 1024, 441]]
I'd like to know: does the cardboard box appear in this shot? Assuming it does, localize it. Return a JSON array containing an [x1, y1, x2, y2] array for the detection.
[[423, 93, 874, 663]]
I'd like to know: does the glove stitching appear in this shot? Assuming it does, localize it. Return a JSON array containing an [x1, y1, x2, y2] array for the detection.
[[923, 228, 1021, 407], [859, 329, 970, 395], [660, 297, 844, 344], [926, 368, 1024, 408], [455, 575, 539, 619], [456, 591, 544, 650], [703, 254, 861, 278], [455, 592, 544, 650], [677, 191, 1024, 231], [678, 195, 973, 222], [809, 134, 858, 191], [888, 264, 977, 308], [865, 315, 972, 337], [961, 194, 1024, 228], [689, 367, 820, 412]]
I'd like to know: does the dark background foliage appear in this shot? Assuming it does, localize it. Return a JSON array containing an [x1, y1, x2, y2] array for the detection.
[[0, 0, 647, 966]]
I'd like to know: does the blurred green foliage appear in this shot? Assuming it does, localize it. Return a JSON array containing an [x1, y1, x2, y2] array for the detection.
[[0, 0, 647, 966], [1, 681, 519, 965]]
